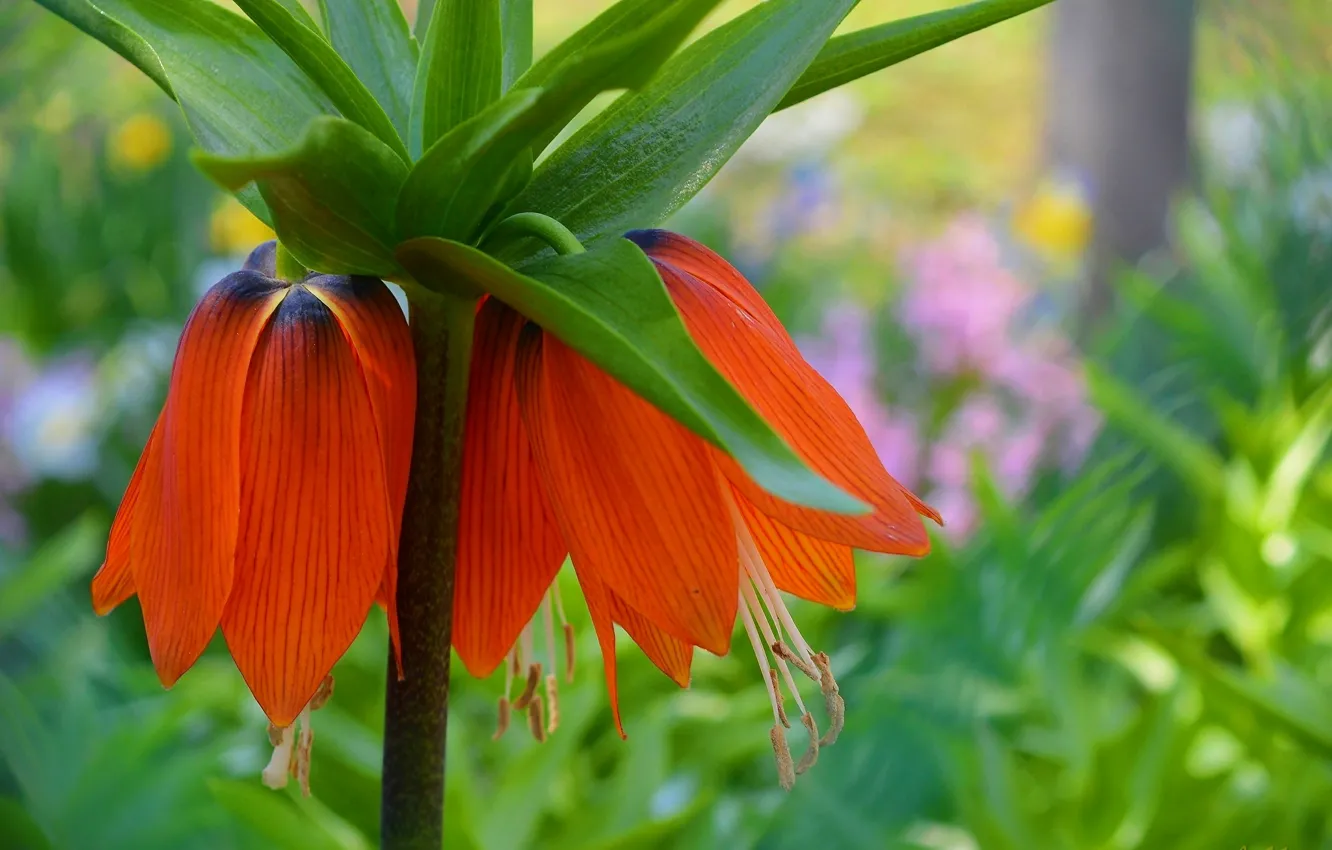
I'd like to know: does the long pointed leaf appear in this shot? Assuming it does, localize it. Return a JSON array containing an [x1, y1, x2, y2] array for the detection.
[[502, 0, 857, 263], [396, 236, 865, 514], [196, 117, 408, 277], [318, 0, 418, 138], [231, 0, 409, 160], [777, 0, 1056, 111], [414, 0, 503, 154], [500, 0, 532, 91], [35, 0, 342, 223]]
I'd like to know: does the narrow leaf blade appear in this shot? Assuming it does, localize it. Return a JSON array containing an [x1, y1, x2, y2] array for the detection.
[[196, 117, 408, 277], [395, 236, 865, 513], [231, 0, 409, 160], [777, 0, 1056, 111], [503, 0, 857, 261], [500, 0, 533, 91], [318, 0, 419, 138], [415, 0, 503, 153]]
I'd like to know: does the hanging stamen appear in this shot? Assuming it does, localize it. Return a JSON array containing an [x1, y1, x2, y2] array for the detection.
[[295, 706, 315, 796], [738, 594, 785, 729], [813, 652, 845, 746], [795, 713, 820, 774], [527, 699, 547, 743], [513, 662, 542, 711], [262, 724, 293, 790], [261, 676, 333, 795], [494, 647, 516, 740], [541, 593, 560, 734], [552, 579, 576, 683], [742, 580, 809, 720], [770, 725, 796, 792], [768, 669, 790, 728]]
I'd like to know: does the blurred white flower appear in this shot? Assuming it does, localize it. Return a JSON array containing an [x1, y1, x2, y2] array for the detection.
[[1200, 102, 1265, 185], [8, 358, 102, 481], [734, 89, 864, 164], [1290, 167, 1332, 238]]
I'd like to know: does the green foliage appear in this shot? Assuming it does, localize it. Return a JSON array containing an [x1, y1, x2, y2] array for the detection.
[[195, 116, 409, 276], [414, 0, 503, 152], [316, 0, 417, 140], [778, 0, 1056, 111]]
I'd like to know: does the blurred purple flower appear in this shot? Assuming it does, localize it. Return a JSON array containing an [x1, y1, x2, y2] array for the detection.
[[7, 354, 101, 482]]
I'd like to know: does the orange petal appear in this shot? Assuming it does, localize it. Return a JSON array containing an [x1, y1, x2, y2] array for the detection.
[[221, 286, 393, 727], [308, 276, 416, 670], [607, 589, 693, 688], [654, 257, 934, 556], [734, 490, 856, 611], [575, 568, 628, 738], [628, 230, 791, 341], [516, 331, 738, 656], [130, 272, 286, 687], [454, 301, 567, 677], [92, 417, 163, 615]]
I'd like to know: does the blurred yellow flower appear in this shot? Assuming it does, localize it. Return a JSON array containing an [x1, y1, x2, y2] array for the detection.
[[1012, 177, 1093, 261], [210, 197, 276, 255], [109, 113, 173, 173]]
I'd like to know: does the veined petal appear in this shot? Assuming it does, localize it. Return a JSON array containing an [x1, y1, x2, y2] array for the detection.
[[515, 330, 738, 656], [576, 568, 627, 738], [628, 229, 790, 341], [130, 272, 285, 687], [734, 490, 856, 611], [454, 301, 567, 677], [606, 589, 692, 688], [308, 276, 416, 668], [92, 417, 163, 615], [653, 255, 935, 555], [221, 287, 393, 727]]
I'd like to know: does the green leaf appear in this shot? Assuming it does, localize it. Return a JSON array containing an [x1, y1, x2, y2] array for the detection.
[[35, 0, 342, 223], [1086, 364, 1226, 499], [0, 513, 103, 640], [512, 0, 725, 157], [196, 117, 408, 277], [777, 0, 1056, 111], [500, 0, 533, 91], [318, 0, 418, 139], [268, 0, 321, 31], [414, 0, 435, 41], [397, 88, 543, 243], [230, 0, 409, 161], [502, 0, 856, 261], [395, 236, 864, 513], [398, 0, 723, 242], [414, 0, 503, 154], [209, 780, 349, 850]]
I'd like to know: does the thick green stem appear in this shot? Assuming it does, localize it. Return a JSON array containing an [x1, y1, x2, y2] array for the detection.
[[488, 211, 586, 256], [381, 287, 476, 850]]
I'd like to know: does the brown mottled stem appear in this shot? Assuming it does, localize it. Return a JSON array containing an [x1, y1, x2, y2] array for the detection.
[[381, 286, 476, 850]]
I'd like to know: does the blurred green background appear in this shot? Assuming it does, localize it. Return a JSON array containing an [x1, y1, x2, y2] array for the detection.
[[3, 1, 1332, 848]]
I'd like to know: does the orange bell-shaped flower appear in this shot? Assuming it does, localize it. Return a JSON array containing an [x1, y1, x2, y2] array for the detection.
[[92, 242, 415, 728], [452, 230, 939, 787]]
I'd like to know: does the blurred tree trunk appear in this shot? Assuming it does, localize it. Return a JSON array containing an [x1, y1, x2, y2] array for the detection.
[[1045, 0, 1198, 337]]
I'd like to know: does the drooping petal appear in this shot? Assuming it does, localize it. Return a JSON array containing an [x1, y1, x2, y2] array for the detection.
[[130, 272, 286, 686], [606, 589, 693, 688], [515, 330, 738, 656], [308, 275, 416, 668], [734, 490, 856, 611], [652, 255, 935, 556], [221, 287, 393, 727], [92, 418, 163, 615], [454, 301, 567, 677], [576, 568, 628, 738]]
